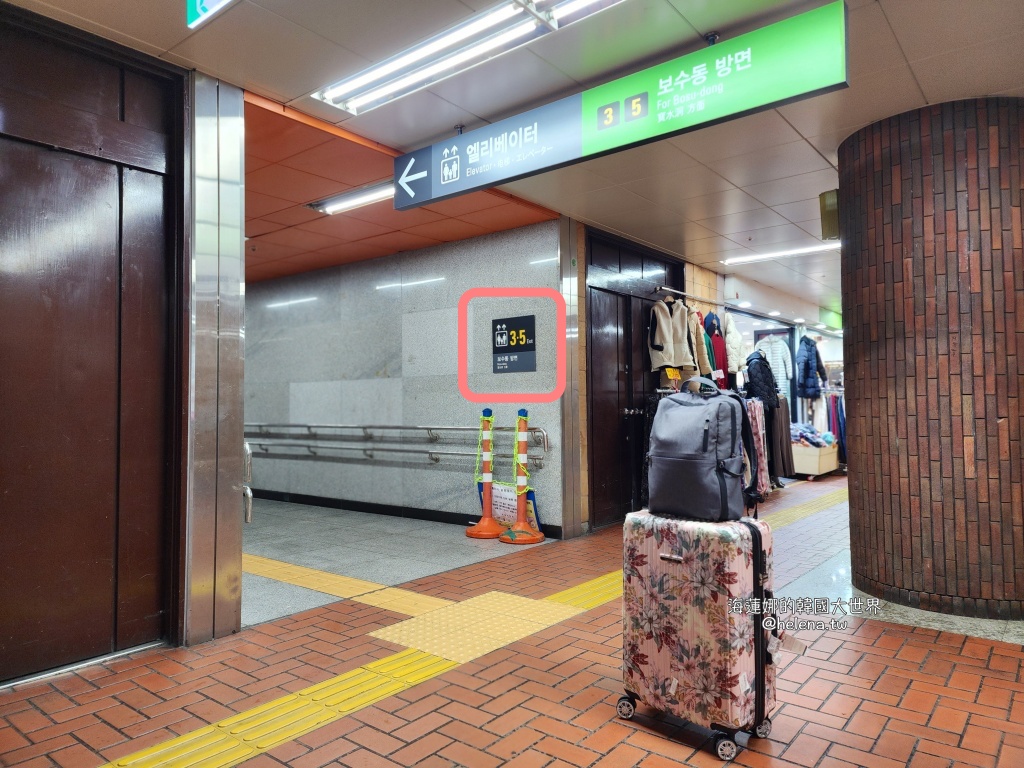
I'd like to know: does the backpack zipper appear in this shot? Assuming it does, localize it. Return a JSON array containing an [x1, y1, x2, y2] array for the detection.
[[702, 418, 710, 452]]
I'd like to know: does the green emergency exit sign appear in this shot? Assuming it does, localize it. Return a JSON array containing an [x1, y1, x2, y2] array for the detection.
[[187, 0, 235, 29]]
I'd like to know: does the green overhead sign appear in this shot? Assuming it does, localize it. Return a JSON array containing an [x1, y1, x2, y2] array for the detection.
[[187, 0, 235, 29], [395, 1, 847, 209]]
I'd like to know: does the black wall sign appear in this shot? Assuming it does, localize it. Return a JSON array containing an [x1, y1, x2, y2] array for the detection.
[[492, 315, 536, 374]]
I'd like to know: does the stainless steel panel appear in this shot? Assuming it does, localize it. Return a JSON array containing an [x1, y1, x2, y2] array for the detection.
[[214, 81, 245, 638], [558, 216, 584, 538]]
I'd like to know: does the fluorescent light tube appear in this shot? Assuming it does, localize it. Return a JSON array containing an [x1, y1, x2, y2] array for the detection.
[[720, 242, 841, 266], [321, 4, 524, 102], [266, 297, 318, 309], [553, 0, 612, 20], [346, 21, 538, 111], [313, 182, 395, 215], [375, 278, 446, 290]]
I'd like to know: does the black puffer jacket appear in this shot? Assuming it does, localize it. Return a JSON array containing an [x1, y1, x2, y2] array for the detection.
[[795, 336, 828, 399], [745, 351, 780, 408]]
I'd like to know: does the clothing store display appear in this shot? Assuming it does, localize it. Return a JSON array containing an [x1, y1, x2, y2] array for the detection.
[[704, 313, 730, 389], [621, 512, 776, 747], [824, 392, 846, 463], [754, 335, 792, 382], [648, 299, 687, 371], [722, 312, 744, 374], [795, 336, 827, 399], [745, 398, 772, 500], [647, 378, 758, 521], [744, 351, 780, 409]]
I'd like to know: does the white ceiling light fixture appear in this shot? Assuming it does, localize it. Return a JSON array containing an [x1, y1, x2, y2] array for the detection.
[[816, 323, 827, 329], [313, 0, 628, 115], [310, 181, 395, 215], [794, 317, 806, 323], [375, 277, 446, 290], [720, 242, 841, 267], [737, 301, 752, 308], [768, 311, 781, 317], [530, 256, 559, 264]]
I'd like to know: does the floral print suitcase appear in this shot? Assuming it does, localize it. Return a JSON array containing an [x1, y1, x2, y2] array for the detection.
[[619, 511, 777, 761]]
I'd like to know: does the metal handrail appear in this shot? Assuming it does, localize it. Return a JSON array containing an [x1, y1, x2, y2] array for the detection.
[[244, 422, 550, 451], [246, 438, 545, 469]]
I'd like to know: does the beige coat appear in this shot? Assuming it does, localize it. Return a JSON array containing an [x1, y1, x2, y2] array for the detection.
[[722, 312, 744, 373]]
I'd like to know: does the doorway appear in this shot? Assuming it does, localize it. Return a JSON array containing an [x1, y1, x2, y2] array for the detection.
[[0, 17, 183, 683], [585, 231, 684, 529]]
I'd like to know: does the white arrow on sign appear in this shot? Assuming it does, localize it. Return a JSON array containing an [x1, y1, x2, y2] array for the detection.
[[398, 156, 428, 198]]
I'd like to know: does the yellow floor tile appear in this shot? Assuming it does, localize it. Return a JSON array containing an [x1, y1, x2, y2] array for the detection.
[[351, 587, 453, 616]]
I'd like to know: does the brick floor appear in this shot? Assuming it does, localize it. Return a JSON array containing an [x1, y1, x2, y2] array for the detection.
[[3, 491, 1023, 768]]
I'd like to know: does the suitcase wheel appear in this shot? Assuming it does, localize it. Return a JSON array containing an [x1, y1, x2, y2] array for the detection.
[[754, 718, 772, 739], [713, 734, 738, 761], [615, 696, 636, 720]]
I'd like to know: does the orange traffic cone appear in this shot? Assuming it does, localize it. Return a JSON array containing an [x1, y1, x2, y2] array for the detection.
[[467, 409, 503, 539], [499, 409, 545, 545]]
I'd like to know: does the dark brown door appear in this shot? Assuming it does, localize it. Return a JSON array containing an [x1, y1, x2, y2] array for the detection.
[[589, 289, 633, 527], [0, 21, 173, 682]]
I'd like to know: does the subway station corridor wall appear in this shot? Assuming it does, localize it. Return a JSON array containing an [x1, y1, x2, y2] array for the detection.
[[840, 99, 1024, 619], [245, 221, 564, 531]]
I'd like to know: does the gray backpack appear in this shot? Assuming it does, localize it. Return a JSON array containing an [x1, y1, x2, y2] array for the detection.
[[647, 378, 759, 521]]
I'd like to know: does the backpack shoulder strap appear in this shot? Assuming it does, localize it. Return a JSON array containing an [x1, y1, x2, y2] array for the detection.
[[727, 391, 760, 515]]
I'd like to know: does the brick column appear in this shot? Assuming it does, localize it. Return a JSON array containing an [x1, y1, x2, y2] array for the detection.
[[839, 99, 1024, 619]]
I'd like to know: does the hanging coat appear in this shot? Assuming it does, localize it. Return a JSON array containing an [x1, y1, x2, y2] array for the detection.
[[794, 336, 828, 399], [745, 351, 780, 408], [722, 312, 744, 374]]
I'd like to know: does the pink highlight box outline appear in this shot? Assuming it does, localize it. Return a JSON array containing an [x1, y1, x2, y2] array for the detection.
[[458, 287, 567, 403]]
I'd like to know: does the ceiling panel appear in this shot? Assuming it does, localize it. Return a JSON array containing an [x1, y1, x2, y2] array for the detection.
[[245, 164, 352, 204], [245, 103, 335, 162], [354, 231, 443, 252], [679, 235, 751, 258], [529, 0, 701, 84], [245, 218, 286, 238], [500, 164, 616, 202], [296, 214, 395, 242], [695, 206, 790, 236], [6, 0, 187, 53], [743, 168, 838, 207], [707, 140, 833, 188], [457, 203, 558, 230], [401, 219, 490, 242], [879, 0, 1024, 63], [667, 0, 814, 36], [563, 186, 658, 221], [772, 197, 823, 223], [574, 204, 691, 233], [623, 165, 736, 208], [342, 90, 483, 152], [255, 227, 344, 252], [725, 224, 822, 250], [667, 108, 803, 161], [245, 190, 295, 219], [167, 1, 366, 103], [640, 220, 722, 248], [261, 204, 327, 227], [428, 48, 579, 120], [313, 240, 401, 262], [244, 239, 304, 263], [909, 30, 1024, 105], [578, 141, 701, 184], [343, 199, 447, 229], [249, 0, 471, 62], [279, 138, 396, 187], [843, 1, 907, 80], [423, 191, 508, 217], [658, 188, 767, 222]]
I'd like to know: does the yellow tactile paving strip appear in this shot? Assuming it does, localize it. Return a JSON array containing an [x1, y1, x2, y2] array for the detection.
[[545, 569, 623, 610], [370, 591, 584, 663], [761, 488, 849, 530], [242, 554, 453, 616], [102, 649, 457, 768]]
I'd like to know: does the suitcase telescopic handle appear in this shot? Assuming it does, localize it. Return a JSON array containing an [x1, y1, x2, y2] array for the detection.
[[659, 553, 684, 563]]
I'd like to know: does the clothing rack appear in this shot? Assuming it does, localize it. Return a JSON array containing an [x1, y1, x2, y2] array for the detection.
[[653, 285, 724, 307]]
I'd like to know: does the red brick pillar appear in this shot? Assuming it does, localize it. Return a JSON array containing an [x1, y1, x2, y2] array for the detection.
[[839, 99, 1024, 619]]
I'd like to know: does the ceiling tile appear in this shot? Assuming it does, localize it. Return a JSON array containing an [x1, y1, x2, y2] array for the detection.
[[355, 231, 443, 253], [260, 205, 327, 227], [909, 30, 1024, 104], [255, 227, 344, 252], [845, 2, 907, 80], [579, 142, 701, 184], [278, 138, 395, 188], [679, 235, 749, 257], [689, 248, 753, 267], [776, 66, 924, 140], [245, 190, 295, 218], [342, 90, 484, 152], [245, 103, 335, 162], [529, 0, 701, 84], [499, 165, 615, 203], [457, 203, 557, 230], [245, 164, 352, 204], [796, 219, 825, 239], [696, 206, 789, 235], [167, 1, 367, 103], [644, 220, 721, 246], [245, 218, 286, 238], [726, 224, 822, 250], [249, 0, 472, 61], [743, 168, 838, 207], [284, 94, 359, 125], [429, 49, 579, 121], [6, 0, 187, 53], [246, 154, 272, 173], [773, 197, 824, 223], [258, 251, 345, 275], [666, 0, 810, 36], [575, 204, 688, 233], [244, 239, 303, 263], [343, 199, 446, 229], [706, 140, 832, 187], [424, 191, 508, 217], [297, 214, 394, 242], [623, 165, 736, 208], [564, 186, 655, 222], [880, 0, 1024, 63], [401, 219, 489, 242], [313, 240, 396, 262], [657, 188, 766, 221], [667, 108, 803, 162]]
